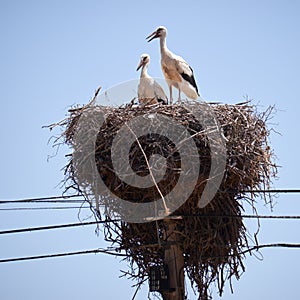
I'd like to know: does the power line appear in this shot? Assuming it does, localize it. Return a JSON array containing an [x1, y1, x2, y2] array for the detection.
[[0, 214, 299, 236], [176, 214, 300, 219], [0, 206, 90, 211], [0, 219, 120, 235], [0, 199, 85, 204], [0, 195, 84, 204], [241, 243, 300, 255], [241, 189, 300, 193], [1, 189, 300, 204], [0, 248, 126, 263], [0, 243, 299, 264]]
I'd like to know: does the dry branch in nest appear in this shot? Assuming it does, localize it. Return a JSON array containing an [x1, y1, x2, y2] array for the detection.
[[52, 98, 276, 299]]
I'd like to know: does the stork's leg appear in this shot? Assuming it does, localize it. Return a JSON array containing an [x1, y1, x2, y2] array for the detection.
[[169, 85, 173, 105], [178, 89, 182, 102]]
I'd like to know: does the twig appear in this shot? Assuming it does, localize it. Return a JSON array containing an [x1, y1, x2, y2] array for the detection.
[[125, 123, 170, 215]]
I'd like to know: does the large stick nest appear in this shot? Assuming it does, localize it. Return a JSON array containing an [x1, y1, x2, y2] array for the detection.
[[55, 99, 276, 299]]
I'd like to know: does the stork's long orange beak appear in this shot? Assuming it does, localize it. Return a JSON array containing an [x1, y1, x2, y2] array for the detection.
[[146, 30, 159, 42]]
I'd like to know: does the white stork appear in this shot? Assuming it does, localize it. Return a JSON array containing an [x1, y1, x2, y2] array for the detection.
[[136, 53, 168, 105], [146, 26, 199, 104]]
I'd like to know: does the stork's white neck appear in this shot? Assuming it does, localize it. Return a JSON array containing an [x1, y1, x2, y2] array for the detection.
[[140, 64, 150, 78], [159, 36, 168, 54]]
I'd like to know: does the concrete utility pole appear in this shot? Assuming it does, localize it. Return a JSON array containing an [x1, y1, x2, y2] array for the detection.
[[162, 221, 185, 300]]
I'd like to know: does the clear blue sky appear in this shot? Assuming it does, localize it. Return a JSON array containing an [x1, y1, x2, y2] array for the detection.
[[0, 0, 300, 299]]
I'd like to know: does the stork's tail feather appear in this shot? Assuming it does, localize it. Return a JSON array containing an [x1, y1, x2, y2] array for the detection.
[[180, 83, 199, 100], [158, 98, 168, 105]]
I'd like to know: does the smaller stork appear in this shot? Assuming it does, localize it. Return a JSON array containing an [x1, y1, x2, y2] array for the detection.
[[146, 26, 199, 104], [136, 53, 168, 105]]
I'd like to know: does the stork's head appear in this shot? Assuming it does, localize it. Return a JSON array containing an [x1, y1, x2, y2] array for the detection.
[[146, 26, 167, 42], [136, 53, 150, 71]]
